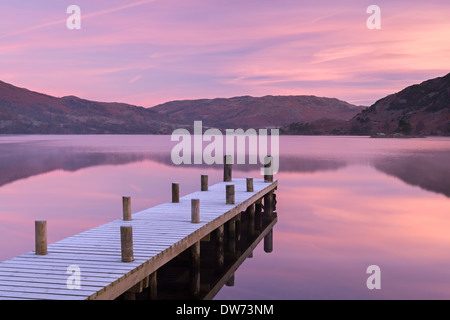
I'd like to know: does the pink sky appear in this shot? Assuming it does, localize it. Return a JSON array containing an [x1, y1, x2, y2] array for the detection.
[[1, 0, 450, 107]]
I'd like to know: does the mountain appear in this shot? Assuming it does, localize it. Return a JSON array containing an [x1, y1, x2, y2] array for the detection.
[[348, 73, 450, 136], [0, 80, 179, 134], [281, 73, 450, 136], [152, 95, 364, 129], [2, 73, 449, 136], [0, 80, 364, 133]]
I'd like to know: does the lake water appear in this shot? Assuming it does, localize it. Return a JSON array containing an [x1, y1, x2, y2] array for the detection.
[[0, 135, 449, 299]]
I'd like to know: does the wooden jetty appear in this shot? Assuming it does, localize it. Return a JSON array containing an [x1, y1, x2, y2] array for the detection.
[[0, 156, 278, 300]]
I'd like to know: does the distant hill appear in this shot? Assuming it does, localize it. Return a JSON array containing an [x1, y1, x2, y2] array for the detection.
[[152, 95, 364, 129], [282, 73, 450, 136], [0, 80, 178, 134], [348, 73, 450, 136], [0, 80, 364, 133], [2, 73, 449, 135]]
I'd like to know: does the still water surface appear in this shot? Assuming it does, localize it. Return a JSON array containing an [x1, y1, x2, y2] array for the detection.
[[0, 135, 449, 299]]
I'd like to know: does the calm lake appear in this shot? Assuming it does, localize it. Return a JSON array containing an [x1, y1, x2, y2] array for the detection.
[[0, 135, 449, 299]]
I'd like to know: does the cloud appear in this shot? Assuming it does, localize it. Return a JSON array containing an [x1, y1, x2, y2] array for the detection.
[[128, 74, 143, 84]]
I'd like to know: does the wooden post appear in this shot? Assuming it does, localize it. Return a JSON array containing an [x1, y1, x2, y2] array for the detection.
[[264, 229, 273, 253], [35, 220, 47, 255], [190, 242, 200, 297], [191, 199, 200, 223], [264, 155, 273, 183], [172, 182, 179, 203], [246, 177, 254, 192], [201, 175, 208, 191], [121, 226, 134, 262], [223, 155, 232, 182], [264, 191, 274, 219], [246, 204, 255, 237], [122, 196, 131, 221], [255, 198, 263, 231], [215, 225, 224, 270], [236, 212, 241, 241], [148, 271, 157, 300], [226, 184, 235, 204], [227, 217, 236, 256]]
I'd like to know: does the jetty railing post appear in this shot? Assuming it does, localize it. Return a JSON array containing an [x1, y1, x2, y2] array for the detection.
[[191, 199, 200, 223], [172, 182, 180, 203], [201, 175, 208, 191], [226, 184, 235, 204], [122, 196, 131, 221], [121, 226, 134, 262], [35, 220, 47, 255], [246, 177, 254, 192], [264, 155, 273, 183], [223, 155, 232, 182]]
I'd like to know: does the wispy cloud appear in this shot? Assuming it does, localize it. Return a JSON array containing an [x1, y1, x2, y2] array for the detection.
[[128, 75, 143, 84]]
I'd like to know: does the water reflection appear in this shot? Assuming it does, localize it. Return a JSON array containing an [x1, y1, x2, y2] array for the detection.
[[372, 150, 450, 198], [0, 142, 157, 188], [0, 136, 449, 198]]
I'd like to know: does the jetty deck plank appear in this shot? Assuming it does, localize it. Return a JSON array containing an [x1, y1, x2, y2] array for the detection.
[[0, 178, 277, 300]]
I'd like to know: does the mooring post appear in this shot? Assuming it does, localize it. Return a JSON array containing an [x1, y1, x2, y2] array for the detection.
[[264, 228, 273, 253], [172, 182, 180, 203], [201, 175, 208, 191], [191, 199, 200, 223], [121, 225, 134, 262], [226, 184, 235, 204], [246, 177, 254, 192], [35, 220, 47, 255], [122, 196, 131, 221], [264, 155, 273, 183], [223, 155, 232, 182]]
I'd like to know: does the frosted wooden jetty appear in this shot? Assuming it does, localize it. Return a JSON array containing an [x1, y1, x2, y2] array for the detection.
[[0, 156, 278, 300]]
